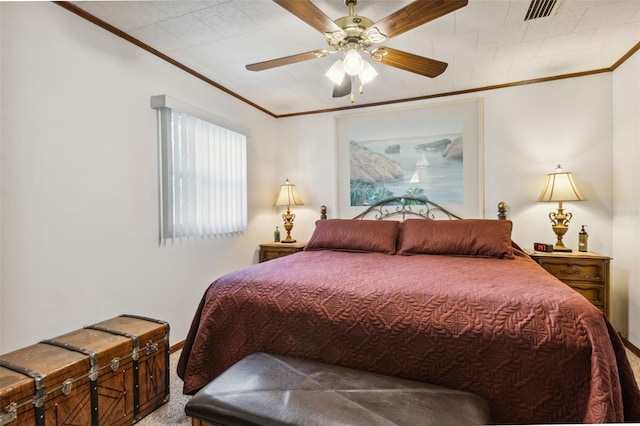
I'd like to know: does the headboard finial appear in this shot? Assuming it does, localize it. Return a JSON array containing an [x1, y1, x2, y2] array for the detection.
[[498, 202, 509, 220], [320, 205, 327, 220]]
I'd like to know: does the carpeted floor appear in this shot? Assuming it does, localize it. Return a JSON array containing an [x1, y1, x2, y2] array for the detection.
[[628, 346, 640, 382], [138, 347, 640, 425]]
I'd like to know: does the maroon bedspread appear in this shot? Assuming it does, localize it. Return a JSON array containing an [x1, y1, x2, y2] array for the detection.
[[178, 249, 640, 424]]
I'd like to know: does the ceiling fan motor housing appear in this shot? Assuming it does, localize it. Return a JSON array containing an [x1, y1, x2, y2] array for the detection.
[[330, 15, 377, 50]]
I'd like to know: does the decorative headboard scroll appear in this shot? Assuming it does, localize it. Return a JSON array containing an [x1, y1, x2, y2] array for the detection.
[[320, 197, 509, 220], [352, 197, 462, 221]]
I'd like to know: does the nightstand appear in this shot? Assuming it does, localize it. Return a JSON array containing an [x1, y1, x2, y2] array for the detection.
[[525, 249, 610, 316], [259, 241, 306, 263]]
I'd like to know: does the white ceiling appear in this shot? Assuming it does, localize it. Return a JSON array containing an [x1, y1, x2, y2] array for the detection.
[[70, 0, 640, 116]]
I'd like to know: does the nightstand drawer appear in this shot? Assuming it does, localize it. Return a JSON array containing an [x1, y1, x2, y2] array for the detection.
[[259, 242, 306, 263], [562, 281, 605, 309], [262, 249, 296, 262], [536, 259, 604, 283], [525, 250, 610, 317]]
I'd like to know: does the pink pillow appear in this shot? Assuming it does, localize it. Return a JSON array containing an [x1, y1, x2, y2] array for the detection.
[[305, 219, 399, 254], [397, 219, 515, 259]]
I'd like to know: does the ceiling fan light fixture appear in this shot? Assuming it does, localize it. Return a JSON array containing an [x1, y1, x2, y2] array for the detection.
[[250, 0, 467, 100], [325, 59, 346, 85], [343, 48, 364, 76], [358, 60, 377, 85]]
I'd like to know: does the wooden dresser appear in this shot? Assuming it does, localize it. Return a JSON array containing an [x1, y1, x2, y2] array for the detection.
[[526, 250, 610, 316], [259, 241, 306, 263]]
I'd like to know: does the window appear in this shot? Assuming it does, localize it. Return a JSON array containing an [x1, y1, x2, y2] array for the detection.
[[151, 95, 248, 241]]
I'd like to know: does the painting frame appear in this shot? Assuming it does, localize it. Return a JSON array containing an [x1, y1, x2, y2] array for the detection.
[[335, 98, 484, 218]]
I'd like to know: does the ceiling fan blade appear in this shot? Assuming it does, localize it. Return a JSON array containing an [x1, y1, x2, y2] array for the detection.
[[332, 76, 352, 98], [246, 50, 330, 71], [371, 47, 448, 78], [273, 0, 342, 34], [372, 0, 468, 39]]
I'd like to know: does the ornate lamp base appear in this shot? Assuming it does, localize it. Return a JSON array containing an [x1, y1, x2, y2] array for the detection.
[[281, 206, 297, 243], [553, 243, 572, 252], [550, 201, 573, 252]]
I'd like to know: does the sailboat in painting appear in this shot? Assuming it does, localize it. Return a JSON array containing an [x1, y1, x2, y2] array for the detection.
[[410, 152, 429, 183]]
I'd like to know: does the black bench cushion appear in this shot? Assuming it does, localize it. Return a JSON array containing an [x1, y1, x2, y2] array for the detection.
[[185, 352, 491, 426]]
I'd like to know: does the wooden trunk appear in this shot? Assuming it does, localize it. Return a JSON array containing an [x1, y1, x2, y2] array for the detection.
[[0, 314, 169, 425]]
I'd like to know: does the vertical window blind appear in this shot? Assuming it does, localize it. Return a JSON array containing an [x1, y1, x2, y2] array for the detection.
[[152, 96, 248, 241]]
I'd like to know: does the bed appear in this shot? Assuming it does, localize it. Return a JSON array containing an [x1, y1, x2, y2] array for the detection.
[[177, 197, 640, 424]]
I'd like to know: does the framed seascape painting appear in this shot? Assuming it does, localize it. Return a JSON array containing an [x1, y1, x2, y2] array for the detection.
[[336, 98, 484, 218]]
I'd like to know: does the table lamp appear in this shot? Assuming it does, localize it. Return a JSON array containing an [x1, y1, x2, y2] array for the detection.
[[274, 179, 304, 243], [537, 164, 586, 252]]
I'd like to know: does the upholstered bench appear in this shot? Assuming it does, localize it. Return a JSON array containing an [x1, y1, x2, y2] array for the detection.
[[185, 352, 491, 426]]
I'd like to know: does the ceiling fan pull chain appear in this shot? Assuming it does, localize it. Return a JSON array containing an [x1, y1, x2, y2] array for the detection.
[[350, 76, 357, 103]]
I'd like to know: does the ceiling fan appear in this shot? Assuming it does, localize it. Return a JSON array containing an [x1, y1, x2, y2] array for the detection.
[[246, 0, 468, 101]]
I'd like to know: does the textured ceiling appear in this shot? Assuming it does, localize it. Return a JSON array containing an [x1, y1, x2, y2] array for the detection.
[[69, 0, 640, 117]]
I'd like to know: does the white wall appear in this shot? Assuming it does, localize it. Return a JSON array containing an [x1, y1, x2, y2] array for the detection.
[[612, 50, 640, 347], [0, 2, 279, 352], [278, 75, 619, 328], [282, 77, 613, 253]]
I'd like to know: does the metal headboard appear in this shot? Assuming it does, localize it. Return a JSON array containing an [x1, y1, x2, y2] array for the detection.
[[320, 198, 509, 221], [352, 196, 462, 221]]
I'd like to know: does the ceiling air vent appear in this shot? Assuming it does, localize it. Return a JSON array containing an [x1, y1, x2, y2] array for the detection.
[[524, 0, 563, 20]]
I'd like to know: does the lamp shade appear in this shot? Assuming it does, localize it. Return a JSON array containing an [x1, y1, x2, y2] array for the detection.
[[325, 59, 346, 85], [358, 60, 378, 85], [343, 48, 364, 76], [537, 165, 587, 202], [274, 179, 304, 207]]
